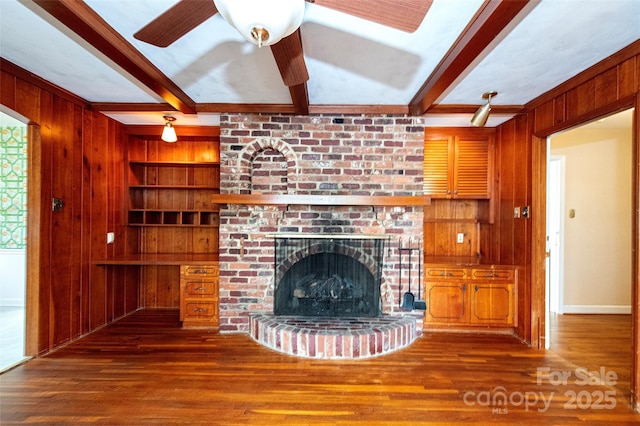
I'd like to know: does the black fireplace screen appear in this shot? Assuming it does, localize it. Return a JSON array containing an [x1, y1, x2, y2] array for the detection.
[[274, 237, 386, 317]]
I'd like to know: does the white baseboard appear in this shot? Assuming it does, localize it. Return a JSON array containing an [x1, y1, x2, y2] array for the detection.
[[562, 305, 631, 314], [0, 298, 25, 307]]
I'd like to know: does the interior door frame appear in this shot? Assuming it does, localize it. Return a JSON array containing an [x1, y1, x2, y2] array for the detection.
[[531, 95, 640, 411], [547, 155, 565, 316], [25, 123, 41, 357]]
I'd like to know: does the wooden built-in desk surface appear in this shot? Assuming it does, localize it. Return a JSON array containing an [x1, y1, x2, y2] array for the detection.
[[94, 253, 218, 266]]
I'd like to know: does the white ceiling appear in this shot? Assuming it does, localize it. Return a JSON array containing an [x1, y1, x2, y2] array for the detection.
[[1, 0, 639, 127]]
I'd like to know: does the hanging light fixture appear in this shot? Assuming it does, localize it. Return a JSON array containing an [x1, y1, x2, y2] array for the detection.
[[161, 115, 177, 142], [214, 0, 305, 48], [470, 91, 498, 127]]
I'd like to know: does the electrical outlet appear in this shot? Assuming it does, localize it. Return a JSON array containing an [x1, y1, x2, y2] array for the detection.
[[514, 206, 520, 218], [107, 232, 115, 244], [457, 233, 464, 244]]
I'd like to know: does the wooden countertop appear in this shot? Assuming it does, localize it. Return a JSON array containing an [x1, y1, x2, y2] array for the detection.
[[423, 256, 516, 267], [94, 253, 218, 265]]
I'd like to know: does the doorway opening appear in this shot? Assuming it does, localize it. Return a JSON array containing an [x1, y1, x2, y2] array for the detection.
[[0, 110, 29, 371], [545, 108, 633, 399]]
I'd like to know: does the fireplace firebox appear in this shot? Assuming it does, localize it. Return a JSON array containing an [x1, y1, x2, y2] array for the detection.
[[274, 236, 386, 317]]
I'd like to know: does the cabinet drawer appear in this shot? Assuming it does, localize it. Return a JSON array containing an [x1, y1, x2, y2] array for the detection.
[[425, 267, 467, 279], [183, 281, 217, 297], [181, 265, 219, 277], [183, 302, 217, 319], [471, 268, 515, 281]]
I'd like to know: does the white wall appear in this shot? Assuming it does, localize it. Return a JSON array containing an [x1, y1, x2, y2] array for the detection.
[[0, 249, 26, 306], [551, 123, 632, 313]]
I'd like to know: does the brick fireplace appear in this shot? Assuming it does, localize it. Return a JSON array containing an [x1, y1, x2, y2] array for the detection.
[[218, 113, 425, 333]]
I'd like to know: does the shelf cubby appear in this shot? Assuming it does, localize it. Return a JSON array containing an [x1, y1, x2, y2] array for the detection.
[[126, 158, 220, 227]]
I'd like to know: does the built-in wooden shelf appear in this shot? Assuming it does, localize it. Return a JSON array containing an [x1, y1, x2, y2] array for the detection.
[[211, 194, 431, 206], [94, 253, 218, 266], [130, 185, 219, 190], [423, 218, 481, 223], [128, 210, 219, 227], [129, 161, 219, 167], [128, 159, 220, 226]]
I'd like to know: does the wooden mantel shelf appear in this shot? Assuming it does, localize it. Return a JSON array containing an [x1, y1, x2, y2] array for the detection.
[[211, 194, 431, 206]]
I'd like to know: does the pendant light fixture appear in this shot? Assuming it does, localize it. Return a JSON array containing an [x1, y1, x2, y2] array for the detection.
[[161, 115, 177, 142], [470, 91, 498, 127], [214, 0, 305, 48]]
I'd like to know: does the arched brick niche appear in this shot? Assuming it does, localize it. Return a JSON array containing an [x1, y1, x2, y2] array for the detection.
[[235, 137, 298, 194]]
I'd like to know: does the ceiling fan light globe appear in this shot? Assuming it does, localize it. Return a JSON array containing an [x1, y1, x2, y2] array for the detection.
[[215, 0, 305, 47]]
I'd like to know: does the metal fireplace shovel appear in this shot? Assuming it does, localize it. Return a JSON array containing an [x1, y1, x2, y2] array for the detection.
[[401, 241, 415, 310], [413, 241, 426, 310]]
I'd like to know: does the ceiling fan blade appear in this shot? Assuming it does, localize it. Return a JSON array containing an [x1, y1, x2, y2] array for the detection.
[[134, 0, 218, 47], [310, 0, 432, 33], [270, 29, 309, 87]]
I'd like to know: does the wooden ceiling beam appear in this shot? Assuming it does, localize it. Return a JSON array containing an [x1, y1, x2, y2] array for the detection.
[[90, 103, 174, 112], [289, 84, 310, 115], [32, 0, 197, 114], [408, 0, 532, 116], [428, 104, 525, 115]]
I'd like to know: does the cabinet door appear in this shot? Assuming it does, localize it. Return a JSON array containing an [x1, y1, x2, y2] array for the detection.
[[424, 281, 469, 323], [423, 137, 454, 198], [453, 137, 491, 199], [470, 283, 514, 325]]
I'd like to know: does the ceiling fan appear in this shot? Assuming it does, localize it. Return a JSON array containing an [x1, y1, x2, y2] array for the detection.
[[134, 0, 432, 88]]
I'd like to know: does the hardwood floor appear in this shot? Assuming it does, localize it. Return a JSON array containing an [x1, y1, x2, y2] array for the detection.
[[1, 309, 639, 425], [548, 313, 632, 401]]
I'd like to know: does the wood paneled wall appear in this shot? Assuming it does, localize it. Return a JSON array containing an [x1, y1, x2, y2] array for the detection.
[[1, 61, 138, 355]]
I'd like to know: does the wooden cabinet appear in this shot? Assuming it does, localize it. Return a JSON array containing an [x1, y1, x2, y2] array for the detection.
[[180, 264, 219, 328], [423, 128, 494, 199], [424, 264, 517, 330], [128, 160, 220, 226]]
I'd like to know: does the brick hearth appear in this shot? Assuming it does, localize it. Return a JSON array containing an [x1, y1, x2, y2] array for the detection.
[[250, 314, 417, 359]]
